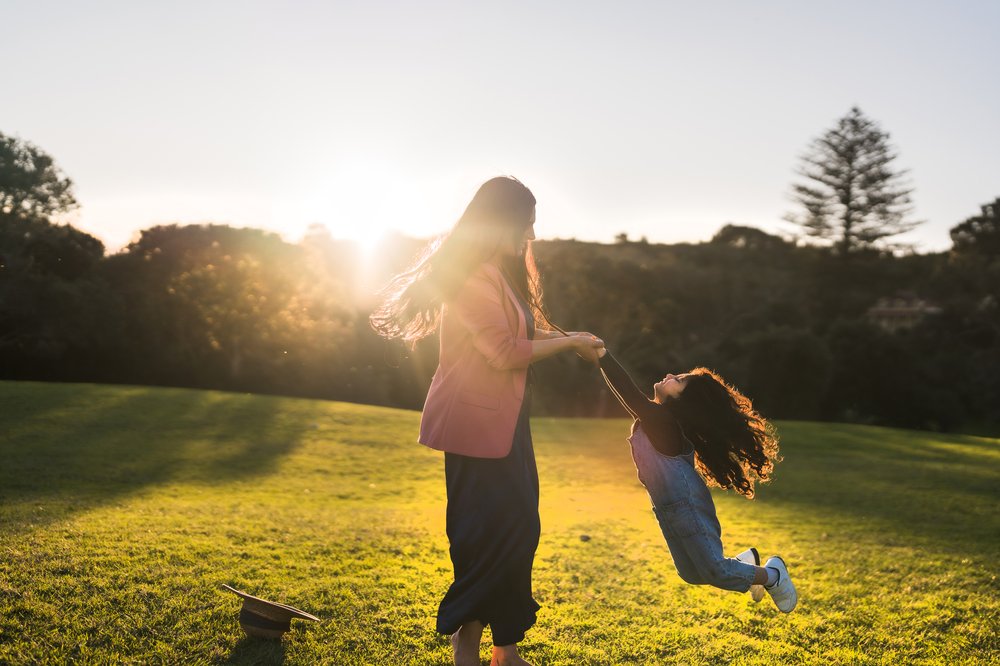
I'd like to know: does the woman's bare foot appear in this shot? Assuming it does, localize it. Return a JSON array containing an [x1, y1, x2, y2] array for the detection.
[[451, 621, 484, 666], [490, 644, 533, 666]]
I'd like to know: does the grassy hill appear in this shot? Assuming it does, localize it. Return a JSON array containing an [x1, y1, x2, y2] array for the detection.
[[0, 381, 997, 665]]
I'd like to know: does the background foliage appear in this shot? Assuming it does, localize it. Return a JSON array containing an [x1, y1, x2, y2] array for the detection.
[[2, 214, 999, 432], [2, 126, 998, 433]]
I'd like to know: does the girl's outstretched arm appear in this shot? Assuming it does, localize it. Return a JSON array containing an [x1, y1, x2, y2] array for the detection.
[[603, 366, 639, 419], [598, 350, 661, 423], [598, 350, 682, 456]]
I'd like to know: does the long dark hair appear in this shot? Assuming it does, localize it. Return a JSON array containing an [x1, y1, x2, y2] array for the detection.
[[665, 368, 780, 499], [370, 176, 559, 343]]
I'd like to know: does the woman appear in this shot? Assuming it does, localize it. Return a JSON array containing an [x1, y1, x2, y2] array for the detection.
[[371, 176, 603, 666]]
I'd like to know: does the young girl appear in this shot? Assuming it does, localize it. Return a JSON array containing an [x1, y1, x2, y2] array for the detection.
[[595, 347, 797, 612]]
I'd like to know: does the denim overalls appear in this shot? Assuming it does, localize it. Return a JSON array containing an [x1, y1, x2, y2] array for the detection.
[[629, 422, 756, 591]]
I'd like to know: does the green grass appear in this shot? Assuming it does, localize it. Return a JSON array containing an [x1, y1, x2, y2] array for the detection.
[[0, 381, 997, 665]]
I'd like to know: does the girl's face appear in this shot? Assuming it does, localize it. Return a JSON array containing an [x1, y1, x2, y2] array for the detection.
[[654, 373, 689, 402]]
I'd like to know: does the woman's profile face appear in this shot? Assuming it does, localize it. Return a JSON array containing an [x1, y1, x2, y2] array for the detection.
[[502, 207, 536, 257]]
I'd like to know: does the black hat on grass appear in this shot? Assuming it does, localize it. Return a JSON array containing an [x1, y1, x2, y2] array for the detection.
[[222, 584, 320, 640]]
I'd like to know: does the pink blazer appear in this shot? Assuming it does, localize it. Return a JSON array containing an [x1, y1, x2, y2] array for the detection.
[[418, 262, 533, 458]]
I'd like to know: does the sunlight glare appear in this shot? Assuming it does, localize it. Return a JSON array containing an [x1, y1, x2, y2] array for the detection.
[[278, 157, 448, 260]]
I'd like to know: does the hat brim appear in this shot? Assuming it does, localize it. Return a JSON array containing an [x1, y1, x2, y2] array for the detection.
[[222, 584, 320, 623]]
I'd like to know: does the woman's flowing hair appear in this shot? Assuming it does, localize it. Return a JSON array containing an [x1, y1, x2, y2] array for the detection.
[[666, 368, 781, 499], [370, 176, 559, 344]]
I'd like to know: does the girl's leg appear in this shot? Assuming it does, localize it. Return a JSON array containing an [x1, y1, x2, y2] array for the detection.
[[655, 499, 756, 592], [653, 504, 706, 584], [676, 531, 756, 591]]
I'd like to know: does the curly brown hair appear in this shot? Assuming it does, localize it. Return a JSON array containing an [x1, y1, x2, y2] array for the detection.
[[664, 368, 780, 499]]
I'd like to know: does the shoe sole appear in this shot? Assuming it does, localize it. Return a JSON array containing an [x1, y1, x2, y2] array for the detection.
[[736, 548, 766, 603], [747, 548, 766, 602]]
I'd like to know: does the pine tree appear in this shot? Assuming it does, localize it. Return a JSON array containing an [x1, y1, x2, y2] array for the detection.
[[785, 107, 920, 254], [0, 131, 78, 222]]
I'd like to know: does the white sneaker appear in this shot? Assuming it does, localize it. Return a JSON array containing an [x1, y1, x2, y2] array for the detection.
[[735, 547, 766, 602], [763, 556, 797, 613]]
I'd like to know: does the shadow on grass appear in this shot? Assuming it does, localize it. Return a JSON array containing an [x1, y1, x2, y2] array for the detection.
[[758, 422, 1000, 559], [0, 381, 311, 533], [222, 636, 286, 665]]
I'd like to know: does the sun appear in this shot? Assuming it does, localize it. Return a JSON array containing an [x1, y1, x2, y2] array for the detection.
[[277, 158, 447, 260], [342, 220, 391, 257]]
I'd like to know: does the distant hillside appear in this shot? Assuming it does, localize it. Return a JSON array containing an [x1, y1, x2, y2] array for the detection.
[[3, 220, 996, 431]]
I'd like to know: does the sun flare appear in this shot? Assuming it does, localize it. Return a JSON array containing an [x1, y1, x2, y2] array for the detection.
[[275, 158, 450, 259]]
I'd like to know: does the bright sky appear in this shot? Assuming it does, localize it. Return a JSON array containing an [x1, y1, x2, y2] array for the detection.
[[3, 0, 998, 253]]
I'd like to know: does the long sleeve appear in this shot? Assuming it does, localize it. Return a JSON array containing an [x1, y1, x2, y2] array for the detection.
[[598, 351, 660, 422], [451, 270, 532, 370], [598, 350, 681, 456]]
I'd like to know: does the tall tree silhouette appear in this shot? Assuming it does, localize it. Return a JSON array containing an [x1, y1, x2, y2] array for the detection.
[[0, 131, 78, 221], [786, 107, 920, 254]]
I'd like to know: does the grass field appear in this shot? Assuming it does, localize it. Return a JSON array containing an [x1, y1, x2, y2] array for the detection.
[[0, 380, 997, 665]]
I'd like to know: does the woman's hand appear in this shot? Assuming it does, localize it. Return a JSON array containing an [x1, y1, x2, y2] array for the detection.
[[529, 331, 603, 364], [572, 334, 605, 364]]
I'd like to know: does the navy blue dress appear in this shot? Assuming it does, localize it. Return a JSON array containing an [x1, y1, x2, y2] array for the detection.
[[436, 290, 540, 646]]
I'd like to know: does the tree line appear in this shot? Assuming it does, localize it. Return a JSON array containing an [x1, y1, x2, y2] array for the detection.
[[2, 111, 998, 433]]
